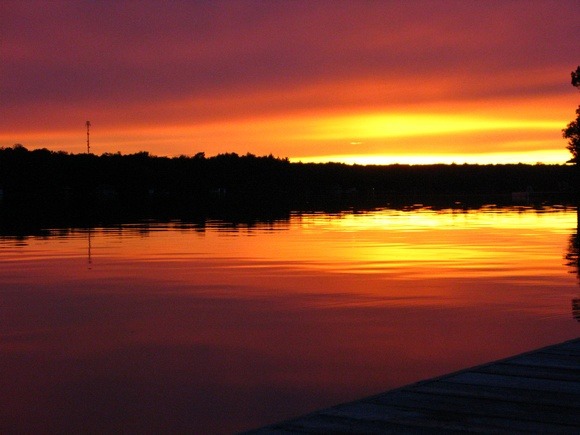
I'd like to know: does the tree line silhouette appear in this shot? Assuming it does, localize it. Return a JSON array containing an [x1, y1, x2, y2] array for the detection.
[[0, 144, 576, 219]]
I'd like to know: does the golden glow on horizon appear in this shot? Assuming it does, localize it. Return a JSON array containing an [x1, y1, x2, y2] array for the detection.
[[1, 93, 574, 165], [290, 149, 571, 165], [299, 114, 562, 141]]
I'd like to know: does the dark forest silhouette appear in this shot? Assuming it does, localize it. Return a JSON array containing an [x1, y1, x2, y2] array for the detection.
[[0, 144, 576, 221]]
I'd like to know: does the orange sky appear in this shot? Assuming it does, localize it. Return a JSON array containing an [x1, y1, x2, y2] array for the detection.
[[1, 1, 578, 164]]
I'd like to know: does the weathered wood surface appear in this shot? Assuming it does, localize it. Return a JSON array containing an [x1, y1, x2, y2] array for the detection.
[[244, 337, 580, 434]]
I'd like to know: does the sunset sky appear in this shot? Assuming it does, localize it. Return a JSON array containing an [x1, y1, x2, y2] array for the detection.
[[1, 0, 579, 165]]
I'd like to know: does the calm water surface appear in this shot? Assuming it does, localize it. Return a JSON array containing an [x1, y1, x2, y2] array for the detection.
[[1, 206, 579, 433]]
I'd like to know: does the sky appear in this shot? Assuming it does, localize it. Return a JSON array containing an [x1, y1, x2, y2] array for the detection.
[[1, 0, 579, 165]]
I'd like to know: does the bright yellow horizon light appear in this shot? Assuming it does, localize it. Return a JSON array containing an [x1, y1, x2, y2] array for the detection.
[[297, 113, 563, 141], [290, 150, 571, 166], [1, 103, 571, 165]]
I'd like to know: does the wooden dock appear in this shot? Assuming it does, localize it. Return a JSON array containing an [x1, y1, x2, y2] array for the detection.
[[244, 337, 580, 434]]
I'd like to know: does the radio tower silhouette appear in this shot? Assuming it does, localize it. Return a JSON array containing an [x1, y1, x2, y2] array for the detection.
[[86, 120, 91, 154]]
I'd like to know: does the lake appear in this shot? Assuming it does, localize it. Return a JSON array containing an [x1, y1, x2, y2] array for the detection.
[[1, 205, 579, 433]]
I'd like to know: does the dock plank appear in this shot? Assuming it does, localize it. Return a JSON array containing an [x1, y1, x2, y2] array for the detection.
[[244, 338, 580, 434], [507, 352, 580, 370], [323, 401, 577, 433], [411, 380, 580, 408], [366, 390, 578, 425], [475, 362, 580, 381], [445, 371, 580, 394]]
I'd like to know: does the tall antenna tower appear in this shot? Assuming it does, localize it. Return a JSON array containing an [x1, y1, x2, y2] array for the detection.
[[86, 120, 91, 154]]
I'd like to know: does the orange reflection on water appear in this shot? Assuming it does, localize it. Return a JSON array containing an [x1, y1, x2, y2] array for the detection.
[[2, 207, 577, 298], [0, 206, 578, 433]]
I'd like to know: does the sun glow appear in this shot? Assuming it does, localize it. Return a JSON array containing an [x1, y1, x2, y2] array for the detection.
[[1, 97, 572, 165], [299, 113, 562, 141], [290, 149, 570, 166]]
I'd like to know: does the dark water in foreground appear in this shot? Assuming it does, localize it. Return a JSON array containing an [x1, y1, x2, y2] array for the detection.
[[1, 206, 579, 433]]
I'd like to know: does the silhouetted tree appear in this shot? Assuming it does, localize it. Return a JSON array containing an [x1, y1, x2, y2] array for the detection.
[[563, 66, 580, 163], [572, 66, 580, 88]]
